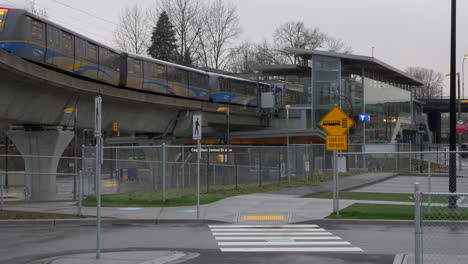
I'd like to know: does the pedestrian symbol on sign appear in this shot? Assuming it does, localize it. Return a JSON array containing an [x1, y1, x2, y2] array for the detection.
[[193, 114, 202, 140]]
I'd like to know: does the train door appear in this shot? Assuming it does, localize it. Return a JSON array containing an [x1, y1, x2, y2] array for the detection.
[[45, 25, 60, 67], [126, 57, 143, 89], [23, 16, 45, 63], [59, 31, 74, 72]]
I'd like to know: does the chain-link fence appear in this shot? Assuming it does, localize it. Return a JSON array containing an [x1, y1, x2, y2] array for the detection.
[[0, 153, 80, 202], [79, 144, 332, 200], [414, 183, 468, 264], [323, 150, 468, 217]]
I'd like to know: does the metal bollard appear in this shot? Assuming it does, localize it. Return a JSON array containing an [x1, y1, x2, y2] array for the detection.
[[0, 175, 3, 210], [78, 170, 83, 216], [427, 161, 432, 214], [162, 143, 166, 202], [414, 182, 423, 264]]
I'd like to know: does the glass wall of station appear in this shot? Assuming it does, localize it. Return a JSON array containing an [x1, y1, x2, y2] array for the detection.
[[311, 55, 414, 144]]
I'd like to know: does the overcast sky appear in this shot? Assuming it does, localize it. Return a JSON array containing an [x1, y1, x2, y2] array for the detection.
[[2, 0, 468, 94]]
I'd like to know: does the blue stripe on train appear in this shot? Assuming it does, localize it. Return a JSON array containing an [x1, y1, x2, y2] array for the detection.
[[211, 93, 257, 105]]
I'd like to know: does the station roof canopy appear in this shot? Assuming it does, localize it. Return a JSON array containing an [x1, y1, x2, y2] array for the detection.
[[286, 48, 424, 86], [255, 64, 310, 73]]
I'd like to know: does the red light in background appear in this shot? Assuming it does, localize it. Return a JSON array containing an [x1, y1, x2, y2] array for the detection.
[[0, 8, 9, 12]]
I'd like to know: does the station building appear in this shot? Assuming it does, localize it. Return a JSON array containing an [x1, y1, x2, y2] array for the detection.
[[232, 48, 426, 148]]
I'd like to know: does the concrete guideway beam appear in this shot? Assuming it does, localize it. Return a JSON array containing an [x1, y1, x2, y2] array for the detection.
[[8, 126, 74, 200]]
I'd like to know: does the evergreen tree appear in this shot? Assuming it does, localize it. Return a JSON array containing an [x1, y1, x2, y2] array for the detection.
[[148, 11, 178, 62]]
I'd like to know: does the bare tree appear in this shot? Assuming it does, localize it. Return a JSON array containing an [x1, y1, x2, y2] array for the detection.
[[324, 36, 352, 54], [152, 0, 204, 65], [113, 4, 150, 55], [24, 0, 48, 18], [406, 66, 444, 99], [273, 21, 325, 63], [195, 0, 242, 70], [227, 41, 257, 73], [254, 40, 289, 65]]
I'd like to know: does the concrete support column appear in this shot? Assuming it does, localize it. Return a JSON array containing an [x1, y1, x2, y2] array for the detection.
[[8, 126, 74, 200], [427, 112, 442, 144], [137, 139, 174, 190]]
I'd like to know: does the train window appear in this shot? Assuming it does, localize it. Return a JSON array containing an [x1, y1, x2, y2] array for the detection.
[[128, 58, 141, 74], [87, 43, 98, 63], [31, 19, 44, 42], [178, 69, 188, 85], [101, 50, 120, 71], [61, 32, 73, 55], [167, 66, 177, 81], [0, 8, 9, 32], [75, 38, 87, 59], [220, 78, 229, 92], [109, 51, 120, 71], [143, 61, 153, 77], [231, 80, 245, 95], [133, 59, 141, 74], [153, 63, 166, 80]]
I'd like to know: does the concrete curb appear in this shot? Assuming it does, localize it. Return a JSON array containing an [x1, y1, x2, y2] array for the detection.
[[0, 218, 228, 227], [295, 219, 415, 226], [339, 173, 398, 193]]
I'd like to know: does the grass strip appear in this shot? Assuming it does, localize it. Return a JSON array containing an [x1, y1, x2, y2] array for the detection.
[[82, 173, 349, 207], [327, 203, 468, 220], [0, 210, 86, 219], [305, 192, 449, 203]]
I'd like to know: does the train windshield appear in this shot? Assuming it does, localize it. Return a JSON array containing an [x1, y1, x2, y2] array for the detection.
[[0, 8, 8, 32]]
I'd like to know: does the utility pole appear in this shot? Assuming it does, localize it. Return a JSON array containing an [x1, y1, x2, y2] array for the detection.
[[449, 0, 457, 210]]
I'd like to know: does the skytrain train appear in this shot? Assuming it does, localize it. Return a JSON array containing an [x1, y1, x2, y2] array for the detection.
[[0, 6, 268, 106]]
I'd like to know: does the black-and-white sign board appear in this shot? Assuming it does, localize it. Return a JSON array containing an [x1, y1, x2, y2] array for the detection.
[[193, 114, 202, 140]]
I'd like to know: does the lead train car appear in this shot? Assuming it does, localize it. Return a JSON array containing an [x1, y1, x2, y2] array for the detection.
[[0, 6, 121, 86], [0, 6, 265, 104]]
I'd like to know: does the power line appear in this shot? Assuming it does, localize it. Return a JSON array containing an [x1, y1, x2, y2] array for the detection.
[[50, 0, 118, 27]]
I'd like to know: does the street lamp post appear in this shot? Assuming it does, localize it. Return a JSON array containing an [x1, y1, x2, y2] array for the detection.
[[285, 104, 291, 185]]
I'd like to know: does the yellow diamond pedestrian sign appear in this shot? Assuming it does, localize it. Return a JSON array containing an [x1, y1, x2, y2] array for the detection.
[[319, 105, 354, 135]]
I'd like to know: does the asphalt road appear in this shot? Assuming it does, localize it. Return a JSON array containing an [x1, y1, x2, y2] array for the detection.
[[4, 221, 466, 264], [0, 222, 403, 264]]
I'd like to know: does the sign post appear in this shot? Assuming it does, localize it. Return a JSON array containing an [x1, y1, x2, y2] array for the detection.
[[318, 105, 354, 216], [94, 96, 102, 260], [193, 114, 202, 220]]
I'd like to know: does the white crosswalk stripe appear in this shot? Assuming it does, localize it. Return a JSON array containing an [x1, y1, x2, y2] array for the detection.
[[209, 224, 363, 252]]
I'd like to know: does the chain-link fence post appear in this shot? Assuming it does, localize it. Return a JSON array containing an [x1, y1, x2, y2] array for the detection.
[[182, 146, 185, 195], [235, 163, 238, 190], [427, 161, 432, 214], [333, 150, 339, 216], [0, 174, 3, 210], [162, 143, 166, 202], [78, 170, 82, 216], [414, 182, 423, 264]]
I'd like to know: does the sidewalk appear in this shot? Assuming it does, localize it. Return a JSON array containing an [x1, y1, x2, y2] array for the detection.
[[30, 251, 199, 264], [2, 173, 396, 223]]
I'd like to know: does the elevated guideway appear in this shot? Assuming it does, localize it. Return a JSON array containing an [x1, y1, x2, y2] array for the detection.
[[0, 48, 262, 135]]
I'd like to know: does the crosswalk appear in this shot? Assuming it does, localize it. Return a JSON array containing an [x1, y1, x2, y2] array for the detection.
[[209, 224, 363, 252]]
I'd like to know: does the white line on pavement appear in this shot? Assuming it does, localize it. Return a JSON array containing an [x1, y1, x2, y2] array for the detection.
[[218, 241, 351, 246], [210, 228, 325, 232], [212, 232, 333, 236], [208, 225, 319, 228], [219, 247, 364, 252], [215, 236, 342, 240]]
